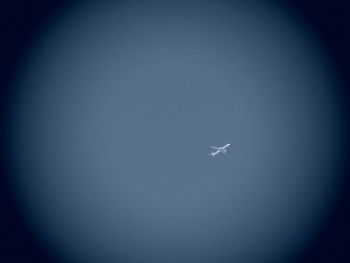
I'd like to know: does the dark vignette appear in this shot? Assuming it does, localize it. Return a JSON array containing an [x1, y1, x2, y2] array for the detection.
[[0, 1, 349, 262]]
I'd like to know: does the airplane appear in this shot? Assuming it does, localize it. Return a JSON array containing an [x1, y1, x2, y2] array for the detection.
[[209, 143, 230, 157]]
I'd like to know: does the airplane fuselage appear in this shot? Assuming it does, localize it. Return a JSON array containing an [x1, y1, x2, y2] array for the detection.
[[209, 143, 230, 157]]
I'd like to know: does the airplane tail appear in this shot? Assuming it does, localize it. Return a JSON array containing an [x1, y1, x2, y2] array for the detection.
[[209, 153, 216, 157]]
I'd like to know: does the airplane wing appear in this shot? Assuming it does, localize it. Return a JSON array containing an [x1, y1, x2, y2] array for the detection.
[[210, 146, 220, 150]]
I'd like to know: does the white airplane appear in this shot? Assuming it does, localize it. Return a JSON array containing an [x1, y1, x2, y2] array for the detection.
[[209, 143, 230, 157]]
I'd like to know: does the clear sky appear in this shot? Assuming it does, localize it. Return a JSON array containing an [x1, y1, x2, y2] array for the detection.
[[6, 1, 346, 262]]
